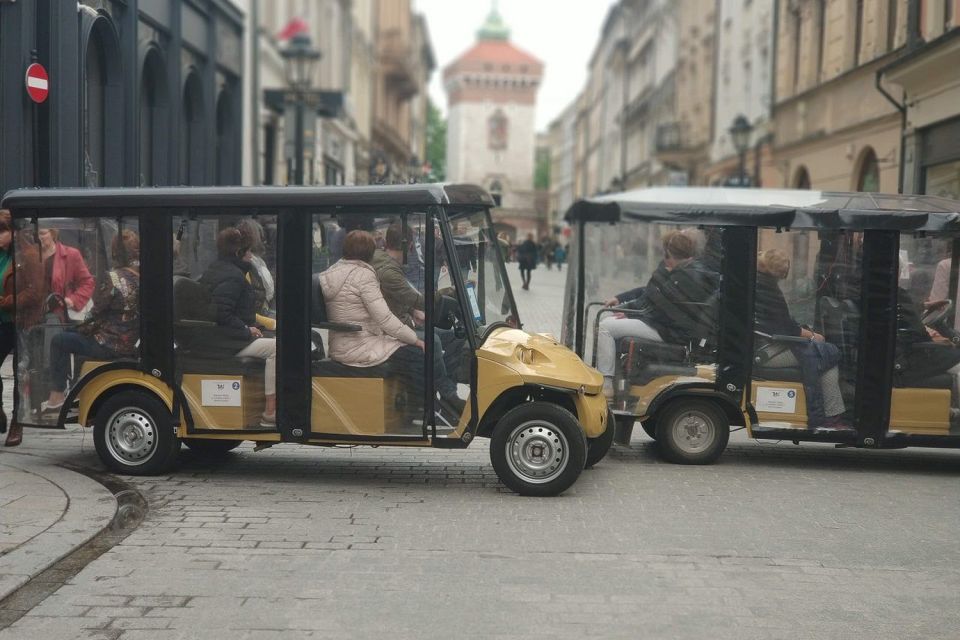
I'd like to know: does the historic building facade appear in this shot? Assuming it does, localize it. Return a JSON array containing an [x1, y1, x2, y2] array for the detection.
[[371, 0, 434, 183], [771, 0, 908, 192], [443, 7, 544, 238], [881, 0, 960, 196], [703, 0, 782, 188], [0, 0, 244, 195]]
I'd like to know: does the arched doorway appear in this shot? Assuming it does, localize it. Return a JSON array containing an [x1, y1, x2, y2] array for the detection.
[[215, 88, 235, 185], [181, 72, 205, 185], [793, 166, 811, 189], [856, 147, 880, 192], [82, 16, 123, 187], [140, 48, 169, 186]]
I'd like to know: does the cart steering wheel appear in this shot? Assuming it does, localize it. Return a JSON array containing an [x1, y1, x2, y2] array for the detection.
[[921, 299, 953, 328]]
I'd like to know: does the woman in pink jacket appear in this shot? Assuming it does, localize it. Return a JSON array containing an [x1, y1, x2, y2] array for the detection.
[[38, 227, 95, 320], [319, 230, 464, 418]]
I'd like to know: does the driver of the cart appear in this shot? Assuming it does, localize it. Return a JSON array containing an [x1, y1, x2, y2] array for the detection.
[[597, 229, 717, 397]]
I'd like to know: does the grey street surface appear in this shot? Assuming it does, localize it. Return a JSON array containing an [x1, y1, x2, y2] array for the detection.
[[1, 266, 959, 639]]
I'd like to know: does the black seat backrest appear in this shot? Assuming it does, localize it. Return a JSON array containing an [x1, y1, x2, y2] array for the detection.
[[173, 275, 217, 323], [312, 273, 328, 324]]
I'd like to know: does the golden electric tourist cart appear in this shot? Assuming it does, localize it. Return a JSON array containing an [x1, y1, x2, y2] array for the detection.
[[3, 185, 612, 496], [562, 187, 960, 463]]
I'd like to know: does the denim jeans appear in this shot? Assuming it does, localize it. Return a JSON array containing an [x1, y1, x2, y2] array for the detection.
[[792, 340, 841, 427], [50, 331, 115, 392]]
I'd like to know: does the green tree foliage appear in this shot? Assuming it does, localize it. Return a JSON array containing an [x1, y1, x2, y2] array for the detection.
[[426, 99, 446, 182]]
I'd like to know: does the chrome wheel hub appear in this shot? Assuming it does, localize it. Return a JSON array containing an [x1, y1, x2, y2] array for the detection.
[[672, 410, 715, 454], [105, 409, 158, 466], [505, 421, 569, 484]]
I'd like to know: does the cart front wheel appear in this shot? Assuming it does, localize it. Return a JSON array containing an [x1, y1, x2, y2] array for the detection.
[[93, 390, 179, 475], [490, 402, 586, 497], [655, 399, 729, 465]]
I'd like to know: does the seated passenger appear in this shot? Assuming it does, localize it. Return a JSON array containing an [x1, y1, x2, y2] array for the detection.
[[319, 230, 464, 418], [42, 230, 141, 413], [370, 223, 466, 384], [199, 228, 277, 427], [898, 284, 960, 414], [38, 226, 95, 322], [755, 249, 847, 429], [598, 229, 715, 397]]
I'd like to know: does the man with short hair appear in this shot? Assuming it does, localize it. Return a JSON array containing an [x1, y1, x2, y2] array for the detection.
[[371, 223, 467, 412]]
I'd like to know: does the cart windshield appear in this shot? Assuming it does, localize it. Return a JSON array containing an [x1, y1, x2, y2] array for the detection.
[[444, 210, 519, 338]]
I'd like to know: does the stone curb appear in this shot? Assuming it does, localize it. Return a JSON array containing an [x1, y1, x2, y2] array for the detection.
[[0, 452, 116, 601]]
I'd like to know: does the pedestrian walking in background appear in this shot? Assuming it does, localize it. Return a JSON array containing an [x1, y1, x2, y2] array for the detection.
[[541, 237, 555, 270], [517, 233, 538, 290], [554, 243, 567, 272]]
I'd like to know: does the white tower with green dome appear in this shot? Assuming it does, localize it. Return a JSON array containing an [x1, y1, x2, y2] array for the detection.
[[443, 3, 544, 237]]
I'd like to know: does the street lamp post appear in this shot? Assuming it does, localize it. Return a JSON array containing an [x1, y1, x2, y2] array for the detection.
[[281, 33, 321, 185], [729, 114, 754, 188]]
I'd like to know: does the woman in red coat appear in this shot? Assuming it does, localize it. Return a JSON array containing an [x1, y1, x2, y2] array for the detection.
[[38, 227, 94, 320]]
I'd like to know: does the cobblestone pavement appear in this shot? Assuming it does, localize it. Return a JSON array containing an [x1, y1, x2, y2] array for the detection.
[[1, 267, 959, 639]]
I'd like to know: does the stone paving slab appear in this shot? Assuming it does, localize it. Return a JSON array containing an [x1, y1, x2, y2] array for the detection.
[[0, 453, 116, 602]]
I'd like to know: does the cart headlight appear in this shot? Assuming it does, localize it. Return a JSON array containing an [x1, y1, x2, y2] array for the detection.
[[515, 344, 536, 365]]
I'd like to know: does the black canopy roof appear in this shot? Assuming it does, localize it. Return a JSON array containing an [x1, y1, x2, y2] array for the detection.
[[566, 187, 960, 232], [1, 183, 495, 211]]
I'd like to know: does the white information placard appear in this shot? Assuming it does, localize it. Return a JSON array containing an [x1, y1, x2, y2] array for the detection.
[[201, 380, 242, 407], [755, 386, 797, 414]]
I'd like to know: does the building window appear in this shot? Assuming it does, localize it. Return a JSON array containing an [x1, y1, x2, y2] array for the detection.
[[815, 0, 827, 81], [139, 49, 168, 186], [853, 0, 865, 66], [856, 147, 880, 192], [215, 88, 235, 186], [794, 166, 811, 189], [488, 110, 508, 151], [791, 6, 802, 91], [887, 0, 899, 51], [181, 72, 205, 186], [84, 32, 107, 187]]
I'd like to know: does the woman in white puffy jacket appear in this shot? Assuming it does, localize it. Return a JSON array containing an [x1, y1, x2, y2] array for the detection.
[[318, 230, 464, 417]]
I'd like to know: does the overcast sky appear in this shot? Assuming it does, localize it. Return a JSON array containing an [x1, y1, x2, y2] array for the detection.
[[414, 0, 616, 132]]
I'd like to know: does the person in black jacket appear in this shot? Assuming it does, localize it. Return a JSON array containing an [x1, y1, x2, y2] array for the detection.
[[199, 228, 277, 427], [598, 230, 716, 396], [516, 234, 538, 290], [755, 249, 847, 428]]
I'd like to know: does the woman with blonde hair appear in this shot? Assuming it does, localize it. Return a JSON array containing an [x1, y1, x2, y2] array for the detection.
[[756, 248, 847, 429]]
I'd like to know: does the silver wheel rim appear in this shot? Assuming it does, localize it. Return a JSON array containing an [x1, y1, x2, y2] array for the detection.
[[504, 420, 569, 484], [105, 408, 158, 467], [669, 409, 716, 454]]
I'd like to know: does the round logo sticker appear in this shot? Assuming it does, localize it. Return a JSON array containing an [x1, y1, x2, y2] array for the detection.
[[787, 390, 796, 398], [232, 382, 240, 391]]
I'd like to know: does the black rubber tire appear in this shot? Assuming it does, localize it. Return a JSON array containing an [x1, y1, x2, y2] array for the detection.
[[93, 390, 179, 475], [183, 438, 243, 457], [655, 398, 729, 465], [585, 409, 616, 468], [641, 421, 657, 440], [490, 401, 587, 497]]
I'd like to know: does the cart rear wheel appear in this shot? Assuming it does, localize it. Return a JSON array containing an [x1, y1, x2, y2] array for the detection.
[[655, 399, 729, 465], [183, 438, 242, 457], [93, 390, 179, 475], [490, 402, 586, 497], [585, 410, 615, 468]]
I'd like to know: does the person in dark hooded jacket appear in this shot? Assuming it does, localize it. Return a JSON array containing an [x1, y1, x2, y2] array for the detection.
[[199, 228, 277, 427]]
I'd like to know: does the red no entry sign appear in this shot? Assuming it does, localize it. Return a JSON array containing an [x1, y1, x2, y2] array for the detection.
[[25, 63, 49, 103]]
